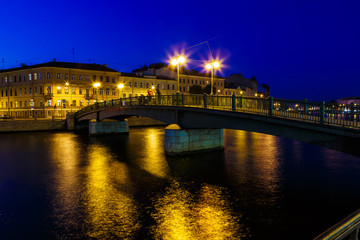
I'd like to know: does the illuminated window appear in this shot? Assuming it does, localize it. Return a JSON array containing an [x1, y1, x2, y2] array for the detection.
[[46, 72, 51, 79], [86, 75, 90, 81], [34, 73, 37, 80], [29, 74, 32, 81], [79, 88, 83, 95], [72, 87, 76, 95], [99, 88, 103, 95], [106, 88, 109, 95], [64, 86, 69, 94], [57, 73, 61, 79]]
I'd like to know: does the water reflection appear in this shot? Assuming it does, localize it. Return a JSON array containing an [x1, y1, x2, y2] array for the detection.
[[85, 143, 140, 239], [129, 128, 170, 179], [151, 180, 243, 239], [49, 133, 82, 237]]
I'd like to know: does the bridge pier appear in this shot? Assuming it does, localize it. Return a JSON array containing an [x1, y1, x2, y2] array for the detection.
[[89, 119, 129, 135], [164, 124, 224, 155]]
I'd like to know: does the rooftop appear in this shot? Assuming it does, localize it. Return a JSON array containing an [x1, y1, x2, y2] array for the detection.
[[0, 61, 119, 73]]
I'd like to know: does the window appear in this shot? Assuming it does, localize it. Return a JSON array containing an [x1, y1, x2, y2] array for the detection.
[[72, 87, 76, 95], [40, 73, 42, 79], [47, 100, 51, 106], [72, 74, 75, 80], [146, 83, 149, 88], [79, 75, 83, 81], [112, 77, 115, 83], [80, 100, 84, 106], [9, 76, 12, 83], [79, 88, 83, 95], [19, 76, 21, 82], [24, 88, 27, 95], [123, 93, 126, 98], [20, 101, 22, 107], [24, 101, 27, 107], [10, 89, 12, 96], [57, 100, 61, 106], [100, 76, 103, 82], [72, 100, 76, 106], [187, 79, 189, 84], [99, 88, 103, 95], [140, 82, 143, 88], [39, 86, 43, 94], [134, 82, 137, 88], [65, 74, 69, 80], [57, 73, 61, 79], [57, 87, 61, 94], [46, 72, 51, 79], [195, 80, 197, 84], [34, 87, 37, 95], [64, 86, 69, 94], [19, 88, 22, 96], [191, 79, 194, 84], [47, 86, 51, 94], [106, 88, 109, 95], [5, 77, 7, 83], [112, 89, 116, 95], [93, 88, 97, 95], [129, 82, 131, 87], [167, 84, 170, 90], [39, 101, 43, 107], [86, 75, 90, 81], [93, 75, 96, 80], [29, 87, 32, 95], [29, 74, 32, 81], [34, 73, 37, 80], [106, 76, 109, 82], [162, 83, 164, 89]]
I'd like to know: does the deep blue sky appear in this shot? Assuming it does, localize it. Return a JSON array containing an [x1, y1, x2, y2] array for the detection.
[[1, 0, 359, 101]]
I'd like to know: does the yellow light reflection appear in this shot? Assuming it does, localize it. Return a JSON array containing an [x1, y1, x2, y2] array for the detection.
[[85, 144, 140, 239], [151, 181, 244, 239], [49, 133, 82, 236], [131, 128, 170, 178]]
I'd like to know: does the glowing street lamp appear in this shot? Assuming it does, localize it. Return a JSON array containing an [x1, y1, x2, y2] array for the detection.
[[93, 82, 101, 102], [171, 55, 186, 93], [117, 83, 124, 98], [205, 61, 220, 95]]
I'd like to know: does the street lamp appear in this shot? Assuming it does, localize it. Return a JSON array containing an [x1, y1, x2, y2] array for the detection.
[[205, 61, 220, 95], [93, 82, 100, 103], [117, 83, 124, 99], [171, 55, 186, 93]]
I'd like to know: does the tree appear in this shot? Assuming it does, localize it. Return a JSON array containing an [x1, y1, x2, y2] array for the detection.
[[202, 85, 216, 94], [189, 85, 202, 94]]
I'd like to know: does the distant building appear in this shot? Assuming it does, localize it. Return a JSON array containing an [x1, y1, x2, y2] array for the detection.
[[224, 73, 258, 97], [0, 61, 177, 117], [133, 63, 225, 94], [337, 97, 360, 105]]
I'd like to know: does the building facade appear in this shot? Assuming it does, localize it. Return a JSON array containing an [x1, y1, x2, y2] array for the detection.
[[0, 61, 177, 118], [133, 63, 225, 94]]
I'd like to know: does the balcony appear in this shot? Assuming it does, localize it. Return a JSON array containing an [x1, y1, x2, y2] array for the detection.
[[44, 93, 53, 100], [84, 94, 94, 100]]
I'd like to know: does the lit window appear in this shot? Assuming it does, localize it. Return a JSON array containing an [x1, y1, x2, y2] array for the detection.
[[99, 88, 103, 95], [72, 87, 76, 95], [46, 72, 51, 79], [57, 73, 61, 79], [86, 75, 90, 81], [106, 88, 109, 95], [64, 86, 69, 94], [34, 73, 37, 80], [29, 74, 32, 81]]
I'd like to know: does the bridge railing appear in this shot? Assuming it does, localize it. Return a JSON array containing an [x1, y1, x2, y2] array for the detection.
[[314, 208, 360, 240], [74, 94, 360, 129]]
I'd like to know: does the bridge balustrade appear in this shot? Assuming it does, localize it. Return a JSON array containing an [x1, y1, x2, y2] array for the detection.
[[74, 94, 360, 129]]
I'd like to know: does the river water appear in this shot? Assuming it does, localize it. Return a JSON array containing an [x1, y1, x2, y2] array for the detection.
[[1, 127, 360, 239]]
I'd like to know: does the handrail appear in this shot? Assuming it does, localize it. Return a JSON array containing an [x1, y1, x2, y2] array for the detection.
[[73, 94, 360, 129], [314, 209, 360, 240]]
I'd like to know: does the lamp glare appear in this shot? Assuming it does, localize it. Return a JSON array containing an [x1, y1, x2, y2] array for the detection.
[[178, 56, 185, 64], [171, 59, 178, 66]]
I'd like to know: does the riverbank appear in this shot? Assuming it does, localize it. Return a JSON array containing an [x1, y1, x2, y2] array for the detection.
[[0, 116, 166, 132]]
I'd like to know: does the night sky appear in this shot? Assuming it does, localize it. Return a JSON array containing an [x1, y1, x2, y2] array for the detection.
[[1, 0, 359, 101]]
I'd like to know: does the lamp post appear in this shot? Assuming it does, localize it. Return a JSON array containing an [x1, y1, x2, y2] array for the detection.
[[117, 83, 124, 99], [93, 82, 100, 103], [205, 61, 220, 95], [171, 55, 186, 93]]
